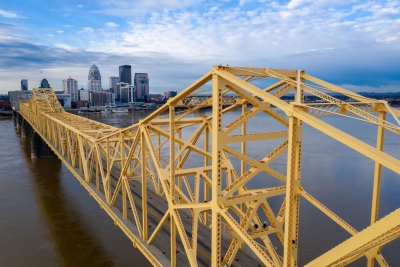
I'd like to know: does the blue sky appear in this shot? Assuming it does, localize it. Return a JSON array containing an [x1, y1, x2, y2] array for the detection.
[[0, 0, 399, 93]]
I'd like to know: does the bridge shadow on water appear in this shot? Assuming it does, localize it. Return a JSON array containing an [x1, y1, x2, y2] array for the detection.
[[18, 128, 116, 267]]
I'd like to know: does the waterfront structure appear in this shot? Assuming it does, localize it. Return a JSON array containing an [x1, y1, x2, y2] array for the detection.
[[147, 94, 164, 102], [109, 77, 119, 91], [88, 64, 102, 88], [62, 77, 78, 102], [40, 78, 50, 88], [21, 79, 28, 91], [119, 65, 131, 84], [134, 73, 149, 100], [87, 78, 101, 93], [17, 66, 400, 267], [55, 93, 71, 108]]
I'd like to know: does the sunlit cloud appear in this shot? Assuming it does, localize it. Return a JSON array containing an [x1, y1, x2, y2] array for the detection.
[[54, 43, 78, 51], [78, 27, 94, 33], [0, 9, 25, 18], [105, 22, 119, 27]]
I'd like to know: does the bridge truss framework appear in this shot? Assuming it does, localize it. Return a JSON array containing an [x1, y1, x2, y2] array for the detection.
[[18, 66, 400, 267]]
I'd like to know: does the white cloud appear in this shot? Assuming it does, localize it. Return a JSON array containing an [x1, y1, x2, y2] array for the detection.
[[76, 0, 400, 95], [78, 27, 94, 33], [0, 9, 25, 18], [64, 25, 72, 28], [377, 36, 398, 43], [56, 30, 64, 33], [54, 44, 78, 51], [105, 22, 119, 27], [239, 0, 253, 6], [287, 0, 312, 9], [77, 4, 84, 8], [92, 0, 202, 17], [44, 34, 55, 37]]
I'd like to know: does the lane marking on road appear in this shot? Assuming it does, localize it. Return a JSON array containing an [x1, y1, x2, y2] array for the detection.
[[177, 247, 185, 255]]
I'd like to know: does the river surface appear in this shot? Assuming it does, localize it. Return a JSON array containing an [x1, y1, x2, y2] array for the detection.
[[1, 108, 399, 266]]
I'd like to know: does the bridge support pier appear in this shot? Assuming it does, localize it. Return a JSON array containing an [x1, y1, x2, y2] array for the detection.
[[15, 112, 22, 131], [31, 132, 55, 159], [20, 119, 27, 139]]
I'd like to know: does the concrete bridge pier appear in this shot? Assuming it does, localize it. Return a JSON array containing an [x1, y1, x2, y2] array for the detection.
[[18, 117, 34, 140], [31, 132, 55, 159], [20, 119, 26, 139], [15, 112, 22, 131]]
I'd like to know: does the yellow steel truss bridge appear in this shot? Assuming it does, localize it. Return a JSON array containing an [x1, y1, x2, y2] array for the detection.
[[18, 66, 400, 267]]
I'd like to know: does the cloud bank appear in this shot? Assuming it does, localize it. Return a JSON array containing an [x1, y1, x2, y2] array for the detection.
[[0, 0, 399, 93]]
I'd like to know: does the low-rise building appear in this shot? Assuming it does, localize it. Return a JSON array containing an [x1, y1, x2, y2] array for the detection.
[[79, 89, 90, 101], [90, 92, 115, 107], [55, 93, 71, 108]]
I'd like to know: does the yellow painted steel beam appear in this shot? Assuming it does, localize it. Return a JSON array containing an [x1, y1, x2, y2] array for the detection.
[[291, 106, 400, 174], [305, 208, 400, 267]]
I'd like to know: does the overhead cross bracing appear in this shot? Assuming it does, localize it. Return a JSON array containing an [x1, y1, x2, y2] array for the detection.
[[18, 66, 400, 267]]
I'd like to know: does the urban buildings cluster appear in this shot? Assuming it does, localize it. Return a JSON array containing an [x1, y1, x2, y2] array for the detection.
[[8, 65, 179, 111], [61, 64, 151, 108]]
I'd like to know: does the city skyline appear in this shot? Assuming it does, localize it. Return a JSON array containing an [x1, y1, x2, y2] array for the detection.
[[0, 1, 399, 94]]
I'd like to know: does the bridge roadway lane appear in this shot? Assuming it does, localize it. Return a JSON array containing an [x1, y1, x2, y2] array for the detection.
[[106, 168, 266, 267]]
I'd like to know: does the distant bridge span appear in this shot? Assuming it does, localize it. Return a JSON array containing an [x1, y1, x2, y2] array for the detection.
[[18, 66, 400, 267]]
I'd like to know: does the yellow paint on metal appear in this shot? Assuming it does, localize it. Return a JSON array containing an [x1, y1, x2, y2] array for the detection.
[[18, 66, 400, 267]]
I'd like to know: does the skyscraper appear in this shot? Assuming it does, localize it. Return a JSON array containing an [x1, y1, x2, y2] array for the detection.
[[20, 79, 28, 90], [88, 64, 102, 88], [40, 79, 50, 88], [87, 78, 101, 93], [116, 82, 129, 102], [62, 77, 78, 101], [109, 76, 119, 91], [134, 73, 149, 100], [119, 65, 131, 84]]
